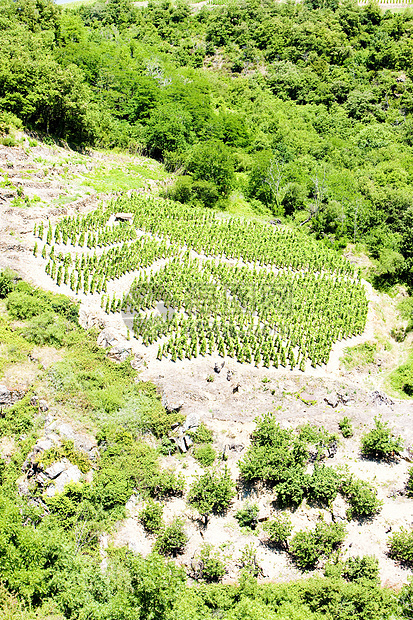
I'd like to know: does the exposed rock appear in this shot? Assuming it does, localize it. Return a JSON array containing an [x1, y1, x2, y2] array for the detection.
[[0, 384, 25, 407], [97, 328, 121, 349], [227, 441, 244, 452], [44, 460, 67, 479], [214, 361, 225, 374], [55, 421, 98, 456], [78, 305, 106, 330], [108, 343, 132, 362], [324, 393, 339, 408], [182, 413, 200, 432], [46, 464, 82, 497], [130, 354, 145, 370], [38, 399, 49, 412], [174, 435, 188, 453], [371, 390, 394, 407], [331, 495, 348, 522], [400, 448, 413, 463], [328, 440, 338, 458], [162, 390, 184, 413], [226, 370, 233, 381], [17, 475, 30, 497]]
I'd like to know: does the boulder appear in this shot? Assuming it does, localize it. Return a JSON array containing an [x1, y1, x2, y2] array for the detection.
[[214, 361, 225, 374], [162, 390, 184, 413], [97, 328, 120, 349], [227, 441, 244, 452], [174, 435, 188, 453], [38, 399, 49, 412], [78, 305, 106, 330], [182, 413, 200, 433], [108, 343, 132, 362], [324, 393, 339, 408], [44, 460, 67, 479], [331, 496, 348, 522], [46, 465, 82, 497], [371, 390, 394, 407]]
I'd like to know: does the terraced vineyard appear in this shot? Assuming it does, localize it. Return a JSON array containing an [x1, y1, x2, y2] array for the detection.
[[34, 194, 368, 369]]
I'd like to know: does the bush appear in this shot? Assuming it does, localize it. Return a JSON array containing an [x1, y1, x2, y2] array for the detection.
[[361, 417, 403, 461], [342, 555, 379, 583], [406, 467, 413, 497], [193, 444, 216, 467], [196, 544, 226, 582], [306, 465, 341, 507], [341, 477, 382, 520], [289, 521, 346, 571], [239, 414, 308, 484], [235, 503, 259, 530], [389, 528, 413, 566], [188, 423, 213, 444], [37, 439, 90, 474], [263, 513, 293, 549], [22, 311, 72, 347], [6, 291, 48, 320], [149, 469, 185, 500], [275, 467, 308, 508], [139, 501, 163, 534], [154, 518, 188, 556], [188, 467, 236, 523], [0, 269, 16, 298], [339, 417, 353, 438]]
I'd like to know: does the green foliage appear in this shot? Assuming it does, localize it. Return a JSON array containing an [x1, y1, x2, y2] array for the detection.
[[0, 268, 17, 298], [341, 556, 380, 584], [196, 543, 226, 583], [235, 503, 259, 530], [306, 465, 341, 507], [289, 521, 346, 571], [341, 342, 377, 370], [193, 443, 216, 467], [360, 417, 403, 461], [154, 517, 188, 557], [0, 394, 37, 436], [37, 440, 90, 474], [341, 477, 382, 521], [389, 528, 413, 566], [188, 466, 236, 521], [339, 417, 353, 438], [263, 513, 293, 549], [22, 312, 73, 347], [189, 423, 214, 444], [390, 355, 413, 398], [139, 500, 163, 534]]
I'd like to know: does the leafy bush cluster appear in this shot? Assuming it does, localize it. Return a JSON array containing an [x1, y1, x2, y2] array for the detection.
[[289, 521, 347, 571], [188, 467, 236, 523], [361, 417, 403, 461]]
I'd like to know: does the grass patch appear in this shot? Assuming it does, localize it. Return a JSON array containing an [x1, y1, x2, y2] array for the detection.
[[341, 342, 377, 370]]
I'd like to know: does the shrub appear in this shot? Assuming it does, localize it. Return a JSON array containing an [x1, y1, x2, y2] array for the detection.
[[389, 528, 413, 566], [139, 501, 163, 534], [193, 444, 216, 467], [263, 513, 293, 549], [149, 469, 185, 499], [154, 518, 188, 557], [196, 544, 226, 582], [235, 503, 259, 529], [189, 422, 213, 444], [306, 465, 341, 507], [361, 417, 403, 461], [289, 521, 346, 571], [37, 439, 90, 474], [239, 414, 308, 484], [6, 291, 48, 319], [188, 467, 236, 523], [0, 269, 16, 298], [342, 555, 379, 583], [22, 311, 72, 347], [339, 416, 353, 438], [239, 543, 261, 577], [275, 467, 308, 508], [0, 394, 37, 436], [341, 477, 382, 520]]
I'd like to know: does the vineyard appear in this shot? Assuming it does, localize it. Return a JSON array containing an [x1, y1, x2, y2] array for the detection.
[[34, 194, 368, 370]]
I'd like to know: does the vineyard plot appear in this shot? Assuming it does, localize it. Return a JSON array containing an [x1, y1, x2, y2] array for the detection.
[[34, 193, 369, 369]]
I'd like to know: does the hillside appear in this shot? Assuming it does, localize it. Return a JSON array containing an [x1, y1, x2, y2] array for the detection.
[[1, 133, 413, 620], [2, 0, 413, 617]]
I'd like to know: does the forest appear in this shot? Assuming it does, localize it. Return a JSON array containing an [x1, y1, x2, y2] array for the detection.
[[1, 0, 413, 288]]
